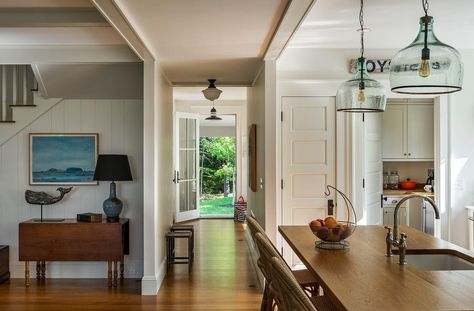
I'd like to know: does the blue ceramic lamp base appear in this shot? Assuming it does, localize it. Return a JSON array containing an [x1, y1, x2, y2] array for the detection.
[[103, 181, 123, 222]]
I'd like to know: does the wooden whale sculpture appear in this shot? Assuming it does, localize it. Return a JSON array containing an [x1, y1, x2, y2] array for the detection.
[[25, 187, 73, 205], [25, 187, 73, 222]]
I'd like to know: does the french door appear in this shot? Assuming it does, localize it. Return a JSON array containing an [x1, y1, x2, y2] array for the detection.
[[175, 113, 200, 222]]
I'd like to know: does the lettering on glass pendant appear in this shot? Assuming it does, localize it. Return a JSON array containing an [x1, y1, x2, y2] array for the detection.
[[350, 59, 391, 73]]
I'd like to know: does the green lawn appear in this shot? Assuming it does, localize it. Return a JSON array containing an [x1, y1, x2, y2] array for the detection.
[[200, 196, 234, 216]]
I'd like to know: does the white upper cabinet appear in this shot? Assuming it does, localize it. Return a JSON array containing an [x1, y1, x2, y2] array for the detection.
[[382, 103, 434, 161]]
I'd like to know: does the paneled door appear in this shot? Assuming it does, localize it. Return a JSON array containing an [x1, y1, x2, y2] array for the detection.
[[281, 97, 336, 264], [175, 113, 200, 222]]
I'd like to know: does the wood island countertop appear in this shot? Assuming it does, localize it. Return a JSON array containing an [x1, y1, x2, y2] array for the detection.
[[279, 225, 474, 311]]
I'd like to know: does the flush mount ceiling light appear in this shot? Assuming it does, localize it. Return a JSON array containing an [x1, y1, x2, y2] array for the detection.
[[205, 106, 222, 120], [202, 79, 222, 101], [389, 0, 463, 94], [336, 0, 386, 113]]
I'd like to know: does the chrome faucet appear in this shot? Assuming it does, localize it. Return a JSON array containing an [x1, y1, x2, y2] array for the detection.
[[384, 194, 440, 265]]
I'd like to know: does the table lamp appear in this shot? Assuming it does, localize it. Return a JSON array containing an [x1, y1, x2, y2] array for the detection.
[[93, 154, 132, 221]]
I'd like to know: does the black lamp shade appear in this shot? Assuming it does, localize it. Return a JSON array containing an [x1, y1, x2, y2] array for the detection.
[[93, 154, 132, 181]]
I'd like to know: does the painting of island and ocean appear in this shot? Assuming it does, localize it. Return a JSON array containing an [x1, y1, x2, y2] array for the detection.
[[30, 134, 98, 185]]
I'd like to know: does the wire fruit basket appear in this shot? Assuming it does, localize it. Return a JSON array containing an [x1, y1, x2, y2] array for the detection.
[[308, 185, 358, 250]]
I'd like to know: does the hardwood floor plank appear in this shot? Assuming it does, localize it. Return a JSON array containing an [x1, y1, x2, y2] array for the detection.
[[0, 220, 262, 310]]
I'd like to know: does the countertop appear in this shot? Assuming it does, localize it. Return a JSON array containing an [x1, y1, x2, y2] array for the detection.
[[383, 188, 435, 196], [279, 225, 474, 311]]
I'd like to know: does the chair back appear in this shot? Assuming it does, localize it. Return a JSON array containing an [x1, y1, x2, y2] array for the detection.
[[269, 256, 317, 311], [255, 232, 281, 281], [247, 216, 265, 241]]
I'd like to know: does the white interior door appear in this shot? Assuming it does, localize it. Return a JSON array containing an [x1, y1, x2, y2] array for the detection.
[[364, 113, 383, 225], [175, 113, 200, 222], [281, 97, 336, 264]]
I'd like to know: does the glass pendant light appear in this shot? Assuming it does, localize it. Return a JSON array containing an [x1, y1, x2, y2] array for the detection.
[[336, 0, 386, 113], [390, 0, 463, 94], [202, 79, 222, 101]]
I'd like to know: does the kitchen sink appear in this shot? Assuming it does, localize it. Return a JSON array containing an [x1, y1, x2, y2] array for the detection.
[[405, 253, 474, 271]]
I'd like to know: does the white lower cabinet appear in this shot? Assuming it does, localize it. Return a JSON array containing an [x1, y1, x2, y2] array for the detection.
[[383, 206, 407, 226]]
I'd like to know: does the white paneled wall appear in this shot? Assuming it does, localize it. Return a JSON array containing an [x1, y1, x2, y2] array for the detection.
[[0, 99, 143, 278]]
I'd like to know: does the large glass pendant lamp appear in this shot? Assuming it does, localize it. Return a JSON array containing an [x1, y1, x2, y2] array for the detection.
[[390, 0, 463, 94], [336, 0, 386, 112]]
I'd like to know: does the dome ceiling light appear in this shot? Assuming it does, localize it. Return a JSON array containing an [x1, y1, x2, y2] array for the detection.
[[389, 0, 463, 94], [336, 0, 386, 113], [202, 79, 222, 101], [203, 79, 222, 121]]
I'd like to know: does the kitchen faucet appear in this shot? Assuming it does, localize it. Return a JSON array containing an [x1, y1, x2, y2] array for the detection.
[[384, 194, 440, 265]]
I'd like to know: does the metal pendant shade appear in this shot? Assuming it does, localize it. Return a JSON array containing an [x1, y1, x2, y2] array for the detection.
[[202, 79, 222, 101], [336, 0, 386, 113], [389, 1, 463, 94], [205, 106, 222, 120]]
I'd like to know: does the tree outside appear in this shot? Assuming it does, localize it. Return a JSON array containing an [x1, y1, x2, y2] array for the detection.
[[200, 137, 236, 215]]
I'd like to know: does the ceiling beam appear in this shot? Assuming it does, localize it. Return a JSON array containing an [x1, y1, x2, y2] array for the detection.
[[91, 0, 148, 61], [264, 0, 316, 60], [0, 45, 140, 64], [0, 8, 108, 27]]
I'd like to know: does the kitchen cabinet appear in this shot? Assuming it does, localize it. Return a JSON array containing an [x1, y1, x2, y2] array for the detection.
[[382, 103, 434, 160]]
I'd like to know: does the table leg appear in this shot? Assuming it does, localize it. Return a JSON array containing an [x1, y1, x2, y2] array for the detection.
[[41, 261, 46, 280], [36, 262, 41, 280], [113, 261, 118, 287], [25, 261, 30, 287], [120, 257, 124, 280], [107, 261, 112, 287]]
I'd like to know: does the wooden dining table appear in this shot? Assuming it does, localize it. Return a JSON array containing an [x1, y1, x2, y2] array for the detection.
[[279, 225, 474, 311]]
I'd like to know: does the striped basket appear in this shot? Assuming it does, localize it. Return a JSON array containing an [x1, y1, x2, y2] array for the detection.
[[234, 196, 247, 222]]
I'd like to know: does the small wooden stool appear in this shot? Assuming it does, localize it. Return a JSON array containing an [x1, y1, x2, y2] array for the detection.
[[170, 224, 194, 261], [166, 231, 193, 272]]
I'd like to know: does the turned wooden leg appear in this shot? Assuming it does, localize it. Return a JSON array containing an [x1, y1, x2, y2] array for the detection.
[[36, 262, 41, 280], [41, 261, 46, 280], [120, 257, 124, 281], [107, 261, 112, 287], [113, 261, 118, 287], [25, 261, 30, 287]]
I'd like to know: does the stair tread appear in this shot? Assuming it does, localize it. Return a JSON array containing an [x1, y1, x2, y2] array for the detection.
[[0, 120, 15, 123]]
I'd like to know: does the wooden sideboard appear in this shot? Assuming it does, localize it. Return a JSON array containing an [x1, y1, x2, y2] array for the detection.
[[0, 245, 9, 284], [19, 218, 129, 287]]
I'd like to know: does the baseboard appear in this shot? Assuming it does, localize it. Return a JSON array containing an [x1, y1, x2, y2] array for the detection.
[[141, 257, 167, 295], [245, 228, 265, 291]]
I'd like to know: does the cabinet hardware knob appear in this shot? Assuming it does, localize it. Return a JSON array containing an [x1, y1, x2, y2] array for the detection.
[[408, 153, 411, 156]]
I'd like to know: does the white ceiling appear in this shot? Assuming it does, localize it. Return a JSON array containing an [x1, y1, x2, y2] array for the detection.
[[113, 0, 289, 85], [0, 0, 92, 8], [289, 0, 474, 49]]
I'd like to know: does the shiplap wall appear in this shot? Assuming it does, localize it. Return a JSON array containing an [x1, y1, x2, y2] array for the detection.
[[0, 98, 144, 278]]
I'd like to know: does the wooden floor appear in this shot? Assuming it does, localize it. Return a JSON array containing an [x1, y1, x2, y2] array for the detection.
[[0, 219, 262, 310]]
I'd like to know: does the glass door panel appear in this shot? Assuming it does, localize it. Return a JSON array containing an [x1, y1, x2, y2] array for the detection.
[[175, 113, 199, 222]]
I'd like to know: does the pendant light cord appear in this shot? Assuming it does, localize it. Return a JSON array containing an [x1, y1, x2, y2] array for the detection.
[[359, 0, 364, 59], [422, 0, 429, 55], [358, 0, 365, 90], [422, 0, 429, 16]]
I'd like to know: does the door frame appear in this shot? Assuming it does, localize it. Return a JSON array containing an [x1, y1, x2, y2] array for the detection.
[[174, 112, 200, 222], [173, 99, 247, 218]]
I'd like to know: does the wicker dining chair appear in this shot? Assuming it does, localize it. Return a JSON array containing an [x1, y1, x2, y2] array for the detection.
[[269, 256, 337, 311], [247, 217, 320, 296]]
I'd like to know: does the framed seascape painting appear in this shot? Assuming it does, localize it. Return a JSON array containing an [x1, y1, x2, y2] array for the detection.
[[29, 133, 99, 185]]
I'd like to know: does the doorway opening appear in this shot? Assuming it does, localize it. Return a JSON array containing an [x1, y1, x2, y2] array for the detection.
[[199, 115, 236, 218]]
